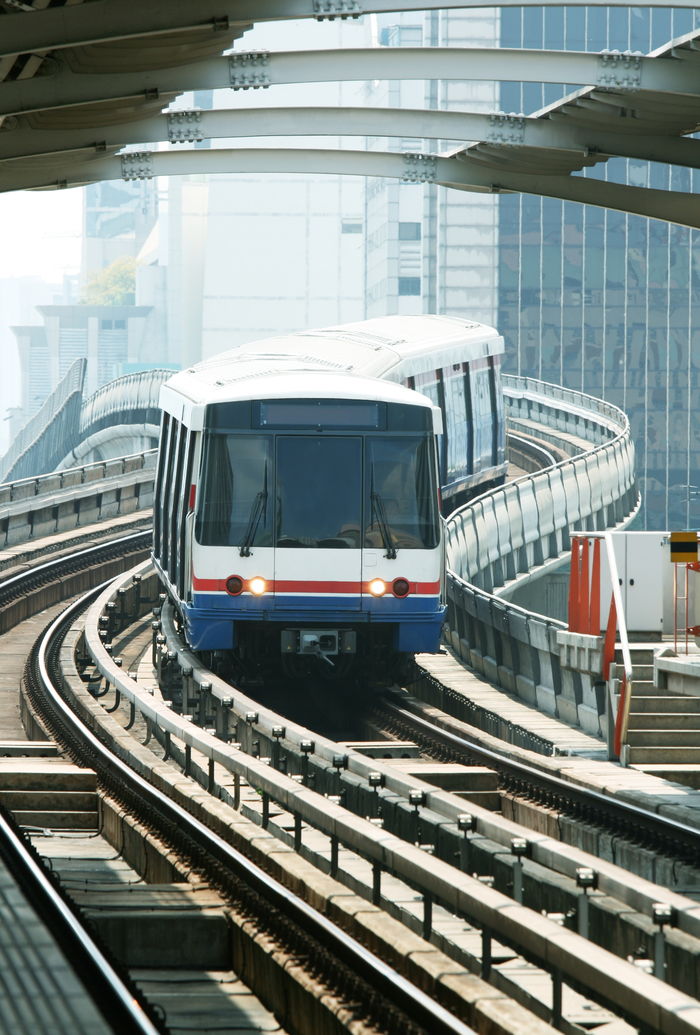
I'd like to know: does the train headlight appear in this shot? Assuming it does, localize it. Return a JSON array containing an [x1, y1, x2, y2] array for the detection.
[[226, 576, 244, 596], [368, 578, 387, 597], [248, 577, 267, 596], [392, 578, 410, 598]]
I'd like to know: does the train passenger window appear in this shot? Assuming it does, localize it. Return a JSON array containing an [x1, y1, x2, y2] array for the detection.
[[168, 422, 188, 580], [153, 412, 169, 559], [488, 356, 504, 466], [364, 437, 438, 550], [195, 435, 273, 548], [470, 365, 492, 474], [175, 431, 194, 597], [444, 372, 468, 485], [276, 437, 362, 548], [412, 371, 445, 486], [161, 417, 178, 565]]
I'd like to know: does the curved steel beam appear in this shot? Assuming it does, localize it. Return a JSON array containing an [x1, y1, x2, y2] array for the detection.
[[2, 105, 699, 173], [1, 47, 697, 119], [3, 146, 698, 229], [1, 0, 696, 60]]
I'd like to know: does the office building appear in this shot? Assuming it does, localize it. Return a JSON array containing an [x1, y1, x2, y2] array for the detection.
[[366, 6, 700, 530]]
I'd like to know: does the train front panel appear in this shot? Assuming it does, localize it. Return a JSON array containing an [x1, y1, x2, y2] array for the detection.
[[180, 393, 445, 677]]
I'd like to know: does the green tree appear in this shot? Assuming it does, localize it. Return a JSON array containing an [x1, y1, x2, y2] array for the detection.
[[82, 256, 137, 305]]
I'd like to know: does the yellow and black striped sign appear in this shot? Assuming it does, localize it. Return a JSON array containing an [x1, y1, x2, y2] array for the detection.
[[670, 531, 699, 563]]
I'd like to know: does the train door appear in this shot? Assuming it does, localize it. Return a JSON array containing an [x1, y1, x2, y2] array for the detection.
[[273, 435, 363, 610]]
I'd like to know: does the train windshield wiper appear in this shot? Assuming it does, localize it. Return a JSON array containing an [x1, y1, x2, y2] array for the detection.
[[371, 490, 397, 559], [239, 489, 267, 557]]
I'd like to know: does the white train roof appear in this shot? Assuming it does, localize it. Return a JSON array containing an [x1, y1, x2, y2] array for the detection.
[[161, 366, 437, 430], [161, 315, 501, 425], [192, 314, 502, 382]]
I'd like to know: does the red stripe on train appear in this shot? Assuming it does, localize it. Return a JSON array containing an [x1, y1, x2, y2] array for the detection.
[[192, 576, 440, 595]]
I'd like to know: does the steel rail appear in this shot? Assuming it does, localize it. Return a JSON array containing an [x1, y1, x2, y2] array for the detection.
[[386, 694, 700, 853], [0, 530, 151, 605], [149, 588, 700, 921], [37, 584, 477, 1035], [0, 793, 162, 1035], [82, 565, 700, 1031]]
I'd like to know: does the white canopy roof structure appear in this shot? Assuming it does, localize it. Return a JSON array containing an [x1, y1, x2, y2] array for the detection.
[[0, 1, 697, 226]]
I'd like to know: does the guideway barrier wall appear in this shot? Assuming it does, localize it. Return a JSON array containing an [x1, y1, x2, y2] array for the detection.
[[444, 376, 640, 743], [0, 450, 155, 549]]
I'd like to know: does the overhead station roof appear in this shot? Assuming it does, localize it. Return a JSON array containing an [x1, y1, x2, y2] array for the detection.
[[0, 1, 697, 226], [456, 29, 700, 182], [0, 1, 251, 138]]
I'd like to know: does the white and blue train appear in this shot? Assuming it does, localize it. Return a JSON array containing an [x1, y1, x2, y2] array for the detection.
[[152, 315, 505, 680]]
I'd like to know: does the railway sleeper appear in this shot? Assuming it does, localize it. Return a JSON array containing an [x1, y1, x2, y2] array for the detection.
[[28, 802, 284, 1035]]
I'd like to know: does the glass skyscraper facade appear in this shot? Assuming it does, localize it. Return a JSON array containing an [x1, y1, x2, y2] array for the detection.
[[497, 6, 700, 530], [365, 6, 700, 531]]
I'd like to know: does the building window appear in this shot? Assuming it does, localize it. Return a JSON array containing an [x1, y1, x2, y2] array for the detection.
[[398, 277, 421, 296], [399, 222, 421, 241], [341, 218, 362, 234]]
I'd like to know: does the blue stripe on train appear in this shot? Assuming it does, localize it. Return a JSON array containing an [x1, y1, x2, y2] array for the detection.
[[190, 591, 442, 615], [182, 595, 445, 653]]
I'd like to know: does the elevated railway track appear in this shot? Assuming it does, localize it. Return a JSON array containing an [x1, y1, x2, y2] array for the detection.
[[0, 375, 667, 1033], [46, 556, 700, 1033]]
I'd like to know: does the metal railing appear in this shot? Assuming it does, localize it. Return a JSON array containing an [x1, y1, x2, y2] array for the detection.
[[79, 368, 172, 436], [567, 533, 635, 761], [444, 377, 640, 743]]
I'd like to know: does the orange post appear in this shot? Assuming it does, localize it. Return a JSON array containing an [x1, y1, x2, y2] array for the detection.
[[579, 537, 590, 633], [589, 538, 601, 635]]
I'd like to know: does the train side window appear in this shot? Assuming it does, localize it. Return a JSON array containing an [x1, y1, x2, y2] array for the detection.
[[470, 363, 491, 474], [413, 370, 445, 486], [444, 370, 468, 485], [463, 362, 474, 475], [169, 422, 187, 581], [488, 355, 505, 466], [161, 417, 178, 568], [436, 369, 448, 487], [175, 430, 195, 597], [153, 412, 169, 561]]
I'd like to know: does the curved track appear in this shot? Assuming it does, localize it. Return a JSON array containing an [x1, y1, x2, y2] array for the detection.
[[8, 526, 700, 1033], [72, 565, 700, 1035], [25, 552, 477, 1035]]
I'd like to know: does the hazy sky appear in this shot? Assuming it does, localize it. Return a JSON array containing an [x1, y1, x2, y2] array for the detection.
[[0, 187, 82, 279], [0, 187, 83, 452]]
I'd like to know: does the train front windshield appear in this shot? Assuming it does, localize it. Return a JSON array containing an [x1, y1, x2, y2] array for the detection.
[[195, 433, 439, 550]]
